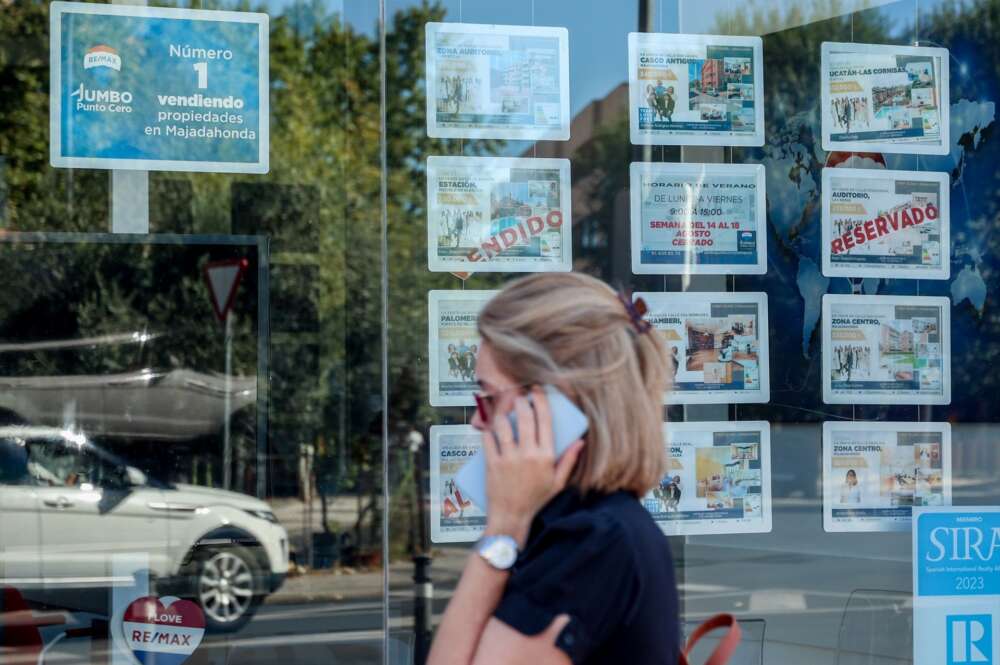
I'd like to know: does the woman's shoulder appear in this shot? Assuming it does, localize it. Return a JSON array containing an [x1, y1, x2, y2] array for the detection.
[[587, 491, 672, 549], [533, 489, 671, 563]]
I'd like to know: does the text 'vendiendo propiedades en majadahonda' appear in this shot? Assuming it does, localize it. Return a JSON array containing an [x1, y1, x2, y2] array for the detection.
[[149, 45, 255, 141]]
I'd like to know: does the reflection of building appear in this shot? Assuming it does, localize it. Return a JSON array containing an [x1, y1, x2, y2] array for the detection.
[[523, 83, 632, 278], [492, 193, 531, 218], [880, 324, 913, 353], [701, 59, 722, 92], [502, 62, 530, 88], [880, 324, 898, 352], [872, 85, 909, 109], [687, 324, 716, 351]]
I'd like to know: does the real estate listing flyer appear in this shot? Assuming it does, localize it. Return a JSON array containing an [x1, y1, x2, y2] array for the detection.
[[428, 290, 496, 407], [430, 425, 486, 543], [822, 295, 951, 404], [637, 291, 770, 404], [425, 22, 570, 140], [628, 32, 764, 146], [821, 42, 950, 154], [630, 162, 767, 275], [426, 156, 572, 273], [644, 421, 772, 536], [822, 167, 950, 280], [823, 421, 951, 533]]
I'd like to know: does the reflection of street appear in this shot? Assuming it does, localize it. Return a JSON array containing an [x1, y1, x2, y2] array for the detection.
[[270, 494, 372, 564], [8, 549, 468, 665], [13, 600, 446, 665]]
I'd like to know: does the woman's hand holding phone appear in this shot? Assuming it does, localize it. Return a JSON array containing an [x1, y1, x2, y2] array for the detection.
[[482, 386, 584, 549]]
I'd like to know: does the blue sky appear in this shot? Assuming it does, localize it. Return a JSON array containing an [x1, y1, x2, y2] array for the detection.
[[218, 0, 960, 116]]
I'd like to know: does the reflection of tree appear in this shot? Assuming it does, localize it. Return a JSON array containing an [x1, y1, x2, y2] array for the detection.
[[383, 4, 504, 557], [3, 0, 994, 560], [572, 111, 630, 280], [0, 3, 109, 230], [716, 3, 999, 421], [0, 2, 478, 558], [569, 3, 1000, 425], [0, 0, 514, 559]]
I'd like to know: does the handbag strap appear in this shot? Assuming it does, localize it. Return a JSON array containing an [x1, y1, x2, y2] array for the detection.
[[678, 614, 742, 665]]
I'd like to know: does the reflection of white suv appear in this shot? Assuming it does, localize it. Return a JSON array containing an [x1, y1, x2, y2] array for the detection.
[[0, 427, 288, 632]]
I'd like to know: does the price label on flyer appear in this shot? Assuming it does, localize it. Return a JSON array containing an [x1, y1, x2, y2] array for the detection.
[[913, 507, 1000, 665], [630, 162, 766, 275], [823, 421, 951, 533], [821, 42, 950, 155], [50, 2, 268, 173], [430, 426, 486, 544], [822, 167, 950, 280], [637, 291, 770, 404], [822, 295, 951, 405], [425, 22, 570, 140], [645, 421, 772, 536], [628, 32, 764, 146], [428, 290, 495, 407], [426, 156, 572, 273]]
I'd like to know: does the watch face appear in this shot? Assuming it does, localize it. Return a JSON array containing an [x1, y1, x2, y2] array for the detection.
[[481, 535, 518, 569]]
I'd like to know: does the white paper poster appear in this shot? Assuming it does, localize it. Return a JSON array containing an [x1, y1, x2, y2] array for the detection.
[[644, 421, 772, 536], [822, 167, 950, 280], [823, 421, 952, 533], [821, 42, 950, 154], [428, 290, 495, 407], [426, 156, 572, 273], [822, 295, 951, 404], [628, 32, 764, 146], [425, 22, 570, 140], [630, 162, 766, 275], [637, 291, 770, 404], [430, 425, 486, 544]]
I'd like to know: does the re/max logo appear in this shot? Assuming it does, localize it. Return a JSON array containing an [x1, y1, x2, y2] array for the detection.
[[947, 615, 992, 664]]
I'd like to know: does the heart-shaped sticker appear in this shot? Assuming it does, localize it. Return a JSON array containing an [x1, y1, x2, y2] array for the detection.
[[122, 596, 205, 665]]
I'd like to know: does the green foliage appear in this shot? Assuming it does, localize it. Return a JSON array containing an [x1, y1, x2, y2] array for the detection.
[[0, 0, 428, 551]]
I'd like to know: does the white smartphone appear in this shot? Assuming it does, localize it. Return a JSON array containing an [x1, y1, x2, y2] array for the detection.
[[453, 385, 588, 513]]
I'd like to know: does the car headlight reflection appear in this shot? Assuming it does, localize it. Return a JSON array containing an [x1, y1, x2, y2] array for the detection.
[[243, 508, 279, 523]]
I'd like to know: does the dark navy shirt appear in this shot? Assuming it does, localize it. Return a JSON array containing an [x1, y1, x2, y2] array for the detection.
[[494, 488, 680, 665]]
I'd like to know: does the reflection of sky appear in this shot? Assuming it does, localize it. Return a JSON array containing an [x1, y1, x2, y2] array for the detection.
[[224, 0, 961, 117]]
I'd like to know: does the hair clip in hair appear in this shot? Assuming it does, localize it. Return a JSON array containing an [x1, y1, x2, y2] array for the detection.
[[617, 290, 652, 335]]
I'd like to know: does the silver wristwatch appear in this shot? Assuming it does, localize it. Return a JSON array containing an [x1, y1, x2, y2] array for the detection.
[[475, 534, 519, 570]]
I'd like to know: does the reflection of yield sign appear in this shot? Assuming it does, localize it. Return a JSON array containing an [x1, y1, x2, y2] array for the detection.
[[203, 259, 248, 323]]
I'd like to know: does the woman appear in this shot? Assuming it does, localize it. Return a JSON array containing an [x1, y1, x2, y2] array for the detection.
[[428, 273, 680, 665], [840, 469, 862, 504]]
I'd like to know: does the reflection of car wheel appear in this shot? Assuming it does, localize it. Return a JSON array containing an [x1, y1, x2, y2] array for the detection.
[[195, 545, 261, 633]]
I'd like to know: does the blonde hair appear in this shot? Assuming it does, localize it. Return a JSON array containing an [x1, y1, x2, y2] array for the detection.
[[477, 272, 670, 495]]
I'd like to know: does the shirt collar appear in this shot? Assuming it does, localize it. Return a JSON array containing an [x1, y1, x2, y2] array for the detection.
[[534, 487, 585, 530]]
